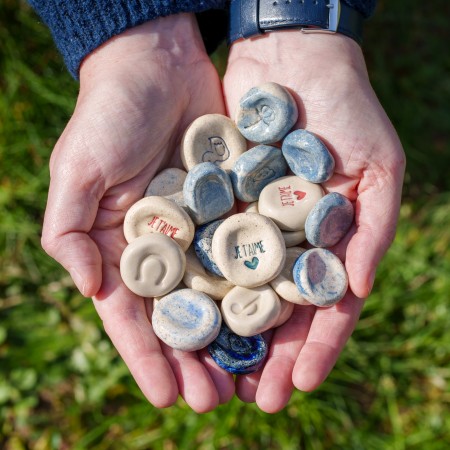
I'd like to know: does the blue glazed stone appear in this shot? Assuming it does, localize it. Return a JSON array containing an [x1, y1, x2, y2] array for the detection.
[[236, 82, 298, 144], [282, 129, 335, 183], [293, 248, 348, 307], [194, 220, 225, 277], [183, 162, 235, 225], [230, 145, 288, 202], [305, 192, 354, 248], [152, 289, 222, 352], [208, 323, 268, 374]]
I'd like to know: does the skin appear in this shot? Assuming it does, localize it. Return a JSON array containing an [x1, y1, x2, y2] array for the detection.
[[41, 15, 405, 413]]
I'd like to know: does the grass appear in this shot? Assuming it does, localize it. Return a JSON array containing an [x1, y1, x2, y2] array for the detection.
[[1, 0, 450, 448]]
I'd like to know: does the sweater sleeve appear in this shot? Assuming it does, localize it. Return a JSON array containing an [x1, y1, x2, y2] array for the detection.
[[28, 0, 227, 79], [343, 0, 377, 19]]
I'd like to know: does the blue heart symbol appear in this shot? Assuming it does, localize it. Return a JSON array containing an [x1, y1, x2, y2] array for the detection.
[[244, 257, 259, 270]]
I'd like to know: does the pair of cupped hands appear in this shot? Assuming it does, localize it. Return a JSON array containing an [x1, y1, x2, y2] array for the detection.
[[41, 14, 405, 413]]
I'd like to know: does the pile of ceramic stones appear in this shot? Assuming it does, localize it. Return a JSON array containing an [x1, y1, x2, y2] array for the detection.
[[119, 82, 354, 374]]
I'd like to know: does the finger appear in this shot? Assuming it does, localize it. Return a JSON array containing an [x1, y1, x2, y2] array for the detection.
[[162, 345, 220, 413], [255, 305, 315, 413], [292, 293, 364, 391], [93, 266, 178, 408], [198, 349, 235, 404]]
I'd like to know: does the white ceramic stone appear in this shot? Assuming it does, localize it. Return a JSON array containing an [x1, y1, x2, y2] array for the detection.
[[245, 202, 259, 214], [221, 284, 281, 337], [212, 213, 286, 288], [123, 196, 195, 251], [183, 247, 234, 301], [152, 289, 221, 352], [153, 282, 186, 304], [270, 247, 310, 305], [181, 114, 247, 172], [273, 298, 295, 328], [258, 175, 323, 231], [144, 168, 188, 211], [120, 233, 186, 298]]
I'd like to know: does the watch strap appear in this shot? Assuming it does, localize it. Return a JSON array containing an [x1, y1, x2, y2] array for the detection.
[[228, 0, 365, 45]]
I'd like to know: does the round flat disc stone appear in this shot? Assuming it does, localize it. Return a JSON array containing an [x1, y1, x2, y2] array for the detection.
[[212, 213, 286, 288], [123, 195, 195, 251], [120, 233, 186, 298], [305, 192, 354, 248], [208, 323, 268, 374], [181, 114, 247, 172], [152, 289, 221, 352], [282, 129, 335, 183], [258, 175, 323, 231], [235, 82, 298, 144], [273, 298, 295, 328], [293, 248, 348, 307]]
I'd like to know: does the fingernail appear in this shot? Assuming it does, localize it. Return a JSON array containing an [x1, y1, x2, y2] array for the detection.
[[69, 268, 87, 297]]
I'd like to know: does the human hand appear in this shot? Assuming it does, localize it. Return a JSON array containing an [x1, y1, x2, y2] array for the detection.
[[223, 31, 406, 412], [41, 14, 235, 412]]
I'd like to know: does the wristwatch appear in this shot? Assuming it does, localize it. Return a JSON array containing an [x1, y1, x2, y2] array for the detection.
[[228, 0, 365, 45]]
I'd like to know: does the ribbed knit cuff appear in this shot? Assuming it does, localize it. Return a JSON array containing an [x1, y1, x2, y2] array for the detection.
[[28, 0, 227, 79]]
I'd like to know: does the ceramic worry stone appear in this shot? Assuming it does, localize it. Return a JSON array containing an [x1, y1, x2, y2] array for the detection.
[[120, 233, 186, 298], [152, 289, 221, 352], [236, 82, 298, 144], [273, 298, 295, 328], [144, 168, 187, 211], [208, 323, 268, 374], [305, 192, 354, 248], [221, 284, 281, 337], [293, 248, 348, 307], [183, 247, 234, 301], [123, 195, 195, 251], [230, 145, 288, 202], [258, 175, 323, 231], [183, 162, 235, 225], [181, 114, 247, 172], [193, 220, 224, 277], [282, 129, 335, 183], [212, 213, 286, 288]]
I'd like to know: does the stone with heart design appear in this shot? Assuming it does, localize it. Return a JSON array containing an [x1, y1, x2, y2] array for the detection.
[[305, 192, 354, 248], [282, 129, 335, 183], [183, 162, 235, 225], [181, 114, 247, 172], [220, 284, 281, 336], [193, 219, 225, 277], [235, 82, 298, 144], [212, 213, 286, 288], [293, 248, 348, 307], [230, 144, 288, 202], [258, 175, 323, 231], [208, 323, 268, 374]]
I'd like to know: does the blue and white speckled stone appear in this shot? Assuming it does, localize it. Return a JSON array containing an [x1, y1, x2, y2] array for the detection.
[[293, 249, 348, 307], [236, 82, 298, 144], [152, 289, 221, 352], [208, 323, 268, 374], [193, 220, 224, 277], [282, 129, 335, 183], [305, 192, 354, 248], [230, 145, 288, 202], [183, 162, 234, 225]]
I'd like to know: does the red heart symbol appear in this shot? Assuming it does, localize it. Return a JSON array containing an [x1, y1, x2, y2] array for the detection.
[[294, 190, 306, 201]]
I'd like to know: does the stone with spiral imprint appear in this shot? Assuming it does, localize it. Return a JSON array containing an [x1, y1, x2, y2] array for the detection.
[[235, 82, 298, 144], [120, 233, 186, 298]]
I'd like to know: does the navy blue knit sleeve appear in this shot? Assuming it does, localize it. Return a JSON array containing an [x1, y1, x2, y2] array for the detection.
[[28, 0, 227, 79], [344, 0, 377, 19]]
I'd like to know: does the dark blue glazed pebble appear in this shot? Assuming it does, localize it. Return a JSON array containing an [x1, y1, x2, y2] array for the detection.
[[183, 162, 234, 225], [305, 192, 354, 248], [230, 145, 288, 202], [236, 82, 298, 144], [293, 248, 348, 307], [282, 129, 335, 183], [194, 220, 225, 277], [208, 323, 268, 374]]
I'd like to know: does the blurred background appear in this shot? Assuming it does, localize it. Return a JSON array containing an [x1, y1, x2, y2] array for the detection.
[[1, 0, 449, 448]]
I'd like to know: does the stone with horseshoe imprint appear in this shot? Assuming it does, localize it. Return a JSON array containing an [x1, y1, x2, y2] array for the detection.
[[120, 233, 186, 298], [221, 284, 281, 337], [180, 114, 247, 172]]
